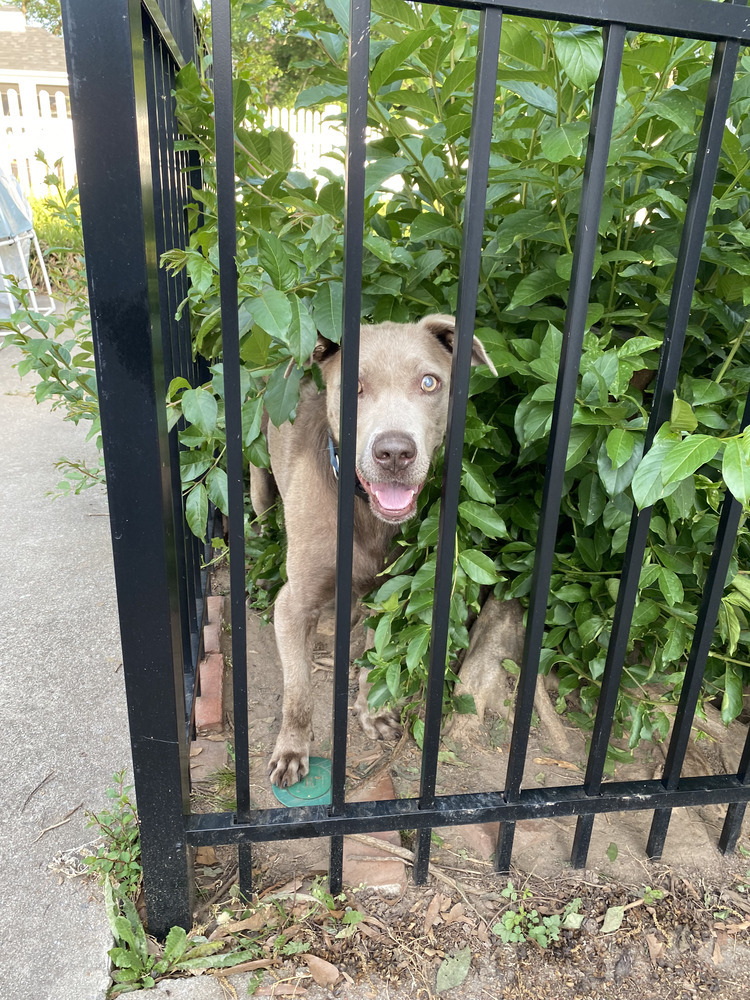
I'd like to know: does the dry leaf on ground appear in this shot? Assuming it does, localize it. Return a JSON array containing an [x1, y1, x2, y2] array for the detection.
[[424, 894, 444, 934], [533, 757, 580, 771], [303, 954, 340, 988]]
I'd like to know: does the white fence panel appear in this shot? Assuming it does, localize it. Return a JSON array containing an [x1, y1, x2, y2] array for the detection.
[[1, 95, 347, 199], [263, 104, 345, 176], [0, 86, 77, 196]]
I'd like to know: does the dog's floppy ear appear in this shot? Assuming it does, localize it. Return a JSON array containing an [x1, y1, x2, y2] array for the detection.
[[283, 335, 340, 378], [312, 334, 340, 365], [419, 314, 498, 377]]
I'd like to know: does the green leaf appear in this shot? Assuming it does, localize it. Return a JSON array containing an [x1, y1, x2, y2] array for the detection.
[[565, 426, 597, 470], [257, 232, 298, 291], [104, 878, 120, 935], [108, 947, 141, 972], [312, 282, 343, 344], [606, 428, 635, 470], [540, 121, 588, 162], [631, 435, 681, 509], [185, 483, 209, 541], [371, 29, 433, 93], [321, 0, 349, 32], [186, 253, 214, 296], [500, 20, 544, 67], [267, 128, 295, 173], [499, 77, 558, 115], [661, 434, 719, 487], [722, 665, 744, 725], [458, 500, 508, 538], [554, 29, 603, 89], [243, 395, 264, 446], [658, 568, 684, 608], [364, 157, 409, 198], [436, 947, 471, 994], [462, 461, 495, 503], [670, 394, 698, 434], [662, 619, 687, 663], [181, 388, 218, 437], [409, 212, 462, 248], [206, 467, 229, 515], [264, 364, 302, 427], [458, 550, 499, 585], [631, 599, 660, 630], [578, 473, 606, 526], [251, 287, 293, 344], [406, 625, 431, 672], [295, 82, 347, 109], [509, 270, 567, 310], [652, 87, 696, 133], [601, 905, 625, 934], [288, 297, 317, 365], [722, 436, 750, 504], [386, 658, 401, 697], [163, 926, 188, 964], [176, 947, 261, 971]]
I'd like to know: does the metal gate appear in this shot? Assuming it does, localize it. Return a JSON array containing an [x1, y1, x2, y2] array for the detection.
[[62, 0, 750, 936]]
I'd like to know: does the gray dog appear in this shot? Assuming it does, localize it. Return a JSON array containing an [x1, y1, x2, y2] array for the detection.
[[250, 314, 496, 788]]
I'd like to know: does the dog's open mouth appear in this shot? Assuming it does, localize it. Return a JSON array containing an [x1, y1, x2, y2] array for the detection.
[[356, 474, 423, 521]]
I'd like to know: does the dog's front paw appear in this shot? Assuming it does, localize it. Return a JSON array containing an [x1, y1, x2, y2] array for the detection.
[[268, 733, 311, 788], [356, 705, 402, 742]]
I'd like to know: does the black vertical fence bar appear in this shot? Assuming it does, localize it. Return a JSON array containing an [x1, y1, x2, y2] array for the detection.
[[570, 31, 742, 869], [211, 0, 253, 892], [61, 0, 194, 934], [328, 0, 371, 894], [647, 391, 750, 858], [412, 6, 502, 885], [143, 21, 196, 680], [720, 734, 750, 853], [496, 23, 625, 873]]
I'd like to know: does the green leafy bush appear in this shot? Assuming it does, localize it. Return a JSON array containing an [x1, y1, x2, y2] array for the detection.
[[84, 771, 143, 899], [1, 160, 103, 495], [168, 1, 750, 745]]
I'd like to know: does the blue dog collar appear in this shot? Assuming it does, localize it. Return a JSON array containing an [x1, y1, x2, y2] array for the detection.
[[327, 431, 369, 499]]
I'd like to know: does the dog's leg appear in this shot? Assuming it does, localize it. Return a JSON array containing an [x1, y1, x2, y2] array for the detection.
[[353, 627, 402, 741], [249, 464, 277, 522], [268, 582, 320, 787]]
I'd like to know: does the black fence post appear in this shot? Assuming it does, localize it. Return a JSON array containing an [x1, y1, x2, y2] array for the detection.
[[61, 0, 194, 933]]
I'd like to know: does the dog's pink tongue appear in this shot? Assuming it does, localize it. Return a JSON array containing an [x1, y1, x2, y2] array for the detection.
[[374, 484, 414, 511]]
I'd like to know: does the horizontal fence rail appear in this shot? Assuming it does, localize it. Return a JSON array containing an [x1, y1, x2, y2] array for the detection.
[[62, 0, 750, 936]]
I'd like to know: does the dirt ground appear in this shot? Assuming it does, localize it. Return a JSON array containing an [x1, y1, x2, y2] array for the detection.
[[182, 590, 750, 999]]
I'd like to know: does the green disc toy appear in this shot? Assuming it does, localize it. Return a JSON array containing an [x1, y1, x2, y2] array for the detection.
[[271, 756, 332, 807]]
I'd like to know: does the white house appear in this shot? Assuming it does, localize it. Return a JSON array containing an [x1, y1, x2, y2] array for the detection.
[[0, 5, 75, 195]]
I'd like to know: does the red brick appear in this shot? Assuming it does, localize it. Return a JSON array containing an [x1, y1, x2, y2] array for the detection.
[[436, 822, 497, 861], [342, 773, 406, 894], [195, 652, 224, 735], [206, 595, 224, 624], [203, 620, 221, 653]]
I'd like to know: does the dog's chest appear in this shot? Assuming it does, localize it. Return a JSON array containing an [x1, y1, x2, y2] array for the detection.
[[351, 507, 398, 595]]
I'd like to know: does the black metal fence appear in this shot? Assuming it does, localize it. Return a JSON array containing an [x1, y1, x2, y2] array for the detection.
[[62, 0, 750, 936]]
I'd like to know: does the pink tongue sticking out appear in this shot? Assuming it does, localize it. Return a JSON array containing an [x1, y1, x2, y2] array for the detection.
[[373, 483, 415, 511]]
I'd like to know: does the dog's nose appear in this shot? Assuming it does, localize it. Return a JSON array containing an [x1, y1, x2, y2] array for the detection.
[[372, 432, 417, 474]]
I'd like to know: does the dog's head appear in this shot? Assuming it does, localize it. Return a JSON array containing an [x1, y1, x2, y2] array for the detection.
[[315, 314, 497, 524]]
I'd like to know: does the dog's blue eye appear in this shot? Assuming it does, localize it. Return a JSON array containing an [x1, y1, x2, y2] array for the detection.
[[421, 374, 439, 392]]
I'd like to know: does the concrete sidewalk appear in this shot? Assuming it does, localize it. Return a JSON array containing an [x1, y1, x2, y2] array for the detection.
[[0, 346, 382, 1000], [0, 345, 128, 999]]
